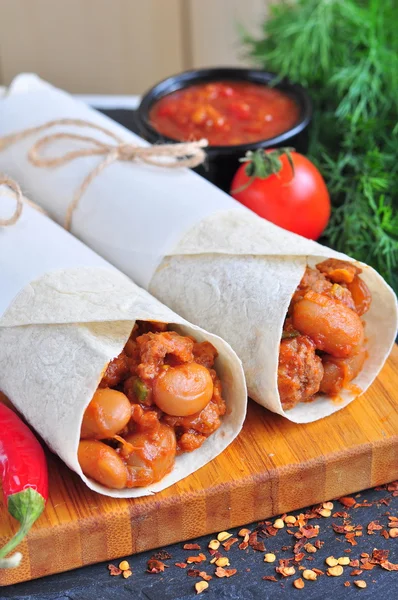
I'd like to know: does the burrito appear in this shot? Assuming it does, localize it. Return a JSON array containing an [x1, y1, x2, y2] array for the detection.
[[0, 74, 396, 423], [0, 180, 246, 497]]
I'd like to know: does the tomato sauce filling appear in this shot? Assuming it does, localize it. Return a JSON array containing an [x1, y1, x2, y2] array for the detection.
[[149, 81, 300, 146], [78, 321, 226, 489], [278, 259, 372, 410]]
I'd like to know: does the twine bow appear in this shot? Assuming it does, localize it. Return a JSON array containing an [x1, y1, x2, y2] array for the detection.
[[0, 119, 208, 229]]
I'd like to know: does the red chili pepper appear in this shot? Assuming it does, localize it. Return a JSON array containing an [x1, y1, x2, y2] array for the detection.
[[0, 403, 48, 568]]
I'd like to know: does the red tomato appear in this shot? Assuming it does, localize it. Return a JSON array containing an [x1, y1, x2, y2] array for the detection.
[[230, 150, 331, 240]]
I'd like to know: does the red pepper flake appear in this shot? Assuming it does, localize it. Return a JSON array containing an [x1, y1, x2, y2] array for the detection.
[[147, 559, 168, 574], [187, 569, 201, 578], [380, 561, 398, 571], [108, 564, 122, 576], [175, 562, 187, 569], [262, 575, 278, 582], [332, 524, 346, 534], [294, 553, 305, 562], [312, 568, 325, 576], [248, 532, 266, 551], [215, 567, 237, 578], [344, 533, 357, 546], [371, 549, 389, 563], [360, 562, 375, 571], [294, 526, 319, 539], [332, 511, 349, 518], [381, 530, 390, 539], [387, 481, 398, 492], [378, 498, 391, 506], [293, 539, 305, 554], [344, 549, 352, 554], [344, 581, 351, 587], [281, 545, 292, 552], [350, 569, 363, 576], [208, 549, 221, 557], [223, 537, 238, 551], [184, 543, 201, 550], [367, 520, 383, 534], [264, 526, 278, 537], [199, 571, 212, 581], [152, 550, 172, 560], [314, 540, 324, 549], [239, 541, 249, 550], [338, 496, 356, 508], [349, 560, 360, 567], [187, 553, 206, 564]]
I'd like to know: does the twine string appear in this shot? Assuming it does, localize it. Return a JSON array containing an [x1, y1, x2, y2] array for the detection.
[[0, 175, 23, 226], [0, 119, 208, 229]]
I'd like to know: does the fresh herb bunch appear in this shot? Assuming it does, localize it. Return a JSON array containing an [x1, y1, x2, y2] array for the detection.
[[242, 0, 398, 292]]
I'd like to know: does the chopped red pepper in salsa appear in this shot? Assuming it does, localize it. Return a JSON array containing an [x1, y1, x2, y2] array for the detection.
[[149, 81, 300, 146]]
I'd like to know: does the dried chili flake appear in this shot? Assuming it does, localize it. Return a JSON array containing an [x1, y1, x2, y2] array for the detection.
[[264, 526, 278, 537], [262, 575, 278, 582], [294, 552, 305, 562], [152, 550, 172, 560], [198, 571, 212, 581], [108, 564, 122, 576], [360, 562, 375, 571], [248, 531, 266, 551], [332, 511, 349, 518], [349, 560, 360, 567], [350, 569, 363, 576], [147, 559, 168, 574], [281, 545, 292, 552], [312, 568, 325, 576], [239, 541, 249, 550], [378, 498, 391, 506], [187, 569, 201, 578], [223, 537, 238, 551], [314, 540, 324, 549], [175, 562, 187, 569], [215, 567, 237, 578], [371, 549, 389, 563], [367, 521, 383, 534], [387, 481, 398, 492], [293, 539, 306, 554], [338, 496, 356, 508], [184, 543, 201, 551], [380, 561, 398, 571], [187, 553, 206, 564], [295, 525, 319, 539], [344, 581, 351, 587], [344, 533, 357, 546], [381, 529, 390, 539]]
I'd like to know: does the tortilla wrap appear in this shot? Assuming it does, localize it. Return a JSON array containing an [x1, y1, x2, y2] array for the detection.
[[0, 190, 247, 498], [0, 74, 396, 423]]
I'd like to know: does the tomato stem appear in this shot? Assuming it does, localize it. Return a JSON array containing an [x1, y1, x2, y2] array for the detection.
[[231, 147, 295, 194]]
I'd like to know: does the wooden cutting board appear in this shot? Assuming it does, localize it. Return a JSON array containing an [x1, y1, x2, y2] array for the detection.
[[1, 345, 398, 586]]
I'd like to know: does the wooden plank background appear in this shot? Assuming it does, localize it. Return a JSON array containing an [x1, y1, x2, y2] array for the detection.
[[0, 0, 269, 94]]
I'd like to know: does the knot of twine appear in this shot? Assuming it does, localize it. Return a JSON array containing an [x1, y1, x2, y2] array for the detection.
[[0, 118, 208, 229]]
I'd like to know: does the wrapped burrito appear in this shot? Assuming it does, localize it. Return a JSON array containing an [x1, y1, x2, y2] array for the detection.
[[0, 179, 246, 497], [0, 74, 397, 423]]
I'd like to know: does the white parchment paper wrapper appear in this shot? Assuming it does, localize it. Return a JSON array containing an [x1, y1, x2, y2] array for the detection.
[[0, 190, 247, 497], [0, 74, 396, 423]]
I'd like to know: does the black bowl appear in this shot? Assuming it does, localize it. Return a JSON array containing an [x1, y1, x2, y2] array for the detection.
[[136, 67, 313, 192]]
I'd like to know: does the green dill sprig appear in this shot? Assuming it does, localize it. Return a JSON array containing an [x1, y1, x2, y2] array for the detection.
[[242, 0, 398, 293]]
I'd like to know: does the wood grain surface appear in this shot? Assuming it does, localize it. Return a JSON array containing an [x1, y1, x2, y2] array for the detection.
[[1, 346, 398, 586]]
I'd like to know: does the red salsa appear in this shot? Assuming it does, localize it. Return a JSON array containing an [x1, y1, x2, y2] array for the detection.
[[149, 81, 300, 146]]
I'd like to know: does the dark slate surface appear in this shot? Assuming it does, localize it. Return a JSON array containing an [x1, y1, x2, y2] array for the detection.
[[2, 486, 397, 600], [2, 109, 396, 600]]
